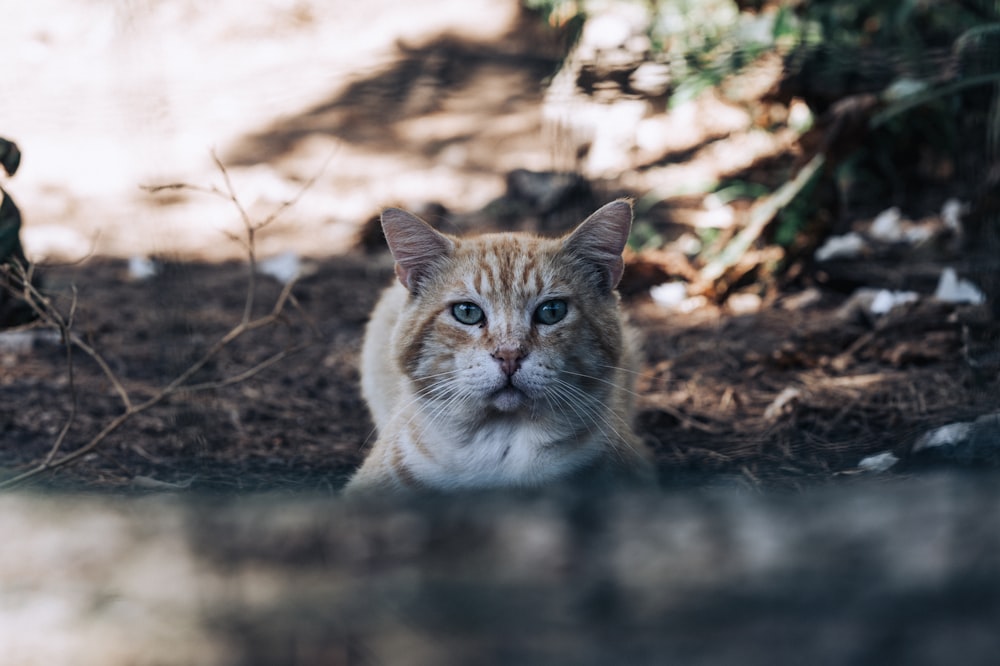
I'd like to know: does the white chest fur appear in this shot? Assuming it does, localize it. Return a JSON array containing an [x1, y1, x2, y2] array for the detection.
[[399, 409, 602, 490]]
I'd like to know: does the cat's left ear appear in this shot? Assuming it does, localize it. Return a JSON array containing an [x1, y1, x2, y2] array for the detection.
[[381, 208, 455, 293], [563, 199, 633, 292]]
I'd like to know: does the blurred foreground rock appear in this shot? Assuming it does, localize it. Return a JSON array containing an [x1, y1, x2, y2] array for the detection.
[[3, 475, 1000, 665]]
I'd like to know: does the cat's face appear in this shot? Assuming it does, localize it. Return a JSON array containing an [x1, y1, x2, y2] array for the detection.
[[382, 202, 632, 422]]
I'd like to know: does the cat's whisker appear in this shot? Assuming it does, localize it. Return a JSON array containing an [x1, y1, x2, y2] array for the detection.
[[546, 385, 636, 468], [556, 394, 625, 442], [559, 368, 643, 399], [595, 362, 649, 377], [417, 368, 466, 381], [420, 385, 473, 433], [412, 382, 467, 420], [549, 378, 643, 464], [357, 379, 461, 451], [542, 385, 595, 435], [380, 374, 466, 436], [382, 389, 468, 469], [549, 381, 614, 437], [599, 364, 687, 393]]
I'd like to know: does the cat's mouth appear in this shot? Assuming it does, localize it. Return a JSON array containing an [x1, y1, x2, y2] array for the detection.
[[490, 384, 529, 413]]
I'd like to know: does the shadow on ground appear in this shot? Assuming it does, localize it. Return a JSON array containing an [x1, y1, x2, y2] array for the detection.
[[222, 14, 566, 176]]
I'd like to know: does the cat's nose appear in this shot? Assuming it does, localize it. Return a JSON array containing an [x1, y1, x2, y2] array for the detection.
[[491, 346, 525, 377]]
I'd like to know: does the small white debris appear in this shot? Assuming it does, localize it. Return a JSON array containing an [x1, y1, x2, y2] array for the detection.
[[858, 451, 899, 473], [691, 204, 736, 229], [675, 295, 710, 313], [870, 207, 904, 242], [131, 475, 195, 490], [688, 195, 738, 229], [866, 207, 936, 246], [934, 268, 985, 305], [940, 198, 967, 233], [912, 421, 975, 452], [727, 292, 762, 315], [650, 282, 687, 308], [779, 287, 822, 311], [257, 251, 301, 285], [764, 387, 802, 421], [0, 329, 61, 354], [815, 232, 866, 262], [882, 77, 929, 102], [788, 98, 813, 133], [0, 330, 37, 354], [672, 232, 703, 256], [902, 225, 934, 244], [127, 256, 158, 280], [911, 413, 1000, 463], [836, 288, 878, 321], [869, 289, 919, 315]]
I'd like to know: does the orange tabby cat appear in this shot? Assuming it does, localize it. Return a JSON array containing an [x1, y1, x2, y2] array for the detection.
[[344, 200, 655, 496]]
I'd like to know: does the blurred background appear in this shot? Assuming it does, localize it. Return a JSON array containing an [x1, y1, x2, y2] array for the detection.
[[3, 0, 540, 259], [4, 0, 996, 272]]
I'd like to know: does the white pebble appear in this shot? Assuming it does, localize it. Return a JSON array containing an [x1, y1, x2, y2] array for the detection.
[[934, 268, 985, 305]]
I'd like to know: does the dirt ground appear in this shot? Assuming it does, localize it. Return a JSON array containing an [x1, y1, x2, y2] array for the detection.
[[2, 0, 999, 493], [2, 247, 997, 492]]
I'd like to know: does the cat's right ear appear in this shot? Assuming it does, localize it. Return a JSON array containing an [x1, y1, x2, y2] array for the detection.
[[381, 208, 455, 293], [563, 199, 633, 292]]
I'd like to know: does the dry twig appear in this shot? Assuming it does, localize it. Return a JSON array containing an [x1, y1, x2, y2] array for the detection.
[[0, 155, 318, 489]]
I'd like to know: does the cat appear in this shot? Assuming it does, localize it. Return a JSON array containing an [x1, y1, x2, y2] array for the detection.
[[343, 200, 655, 496]]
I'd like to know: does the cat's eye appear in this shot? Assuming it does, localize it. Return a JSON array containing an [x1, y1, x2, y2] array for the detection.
[[452, 302, 485, 325], [534, 299, 568, 325]]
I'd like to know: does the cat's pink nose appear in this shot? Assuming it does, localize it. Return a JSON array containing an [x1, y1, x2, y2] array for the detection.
[[492, 347, 525, 377]]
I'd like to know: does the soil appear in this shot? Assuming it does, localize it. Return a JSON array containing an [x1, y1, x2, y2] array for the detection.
[[3, 248, 997, 493]]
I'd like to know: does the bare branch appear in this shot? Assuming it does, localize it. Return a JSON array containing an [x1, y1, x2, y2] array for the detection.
[[42, 285, 79, 466], [1, 408, 136, 488], [14, 264, 133, 410], [257, 148, 337, 232], [178, 344, 306, 394], [0, 151, 328, 490], [141, 182, 220, 196]]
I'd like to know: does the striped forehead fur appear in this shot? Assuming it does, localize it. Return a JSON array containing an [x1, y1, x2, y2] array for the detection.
[[451, 233, 561, 302]]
